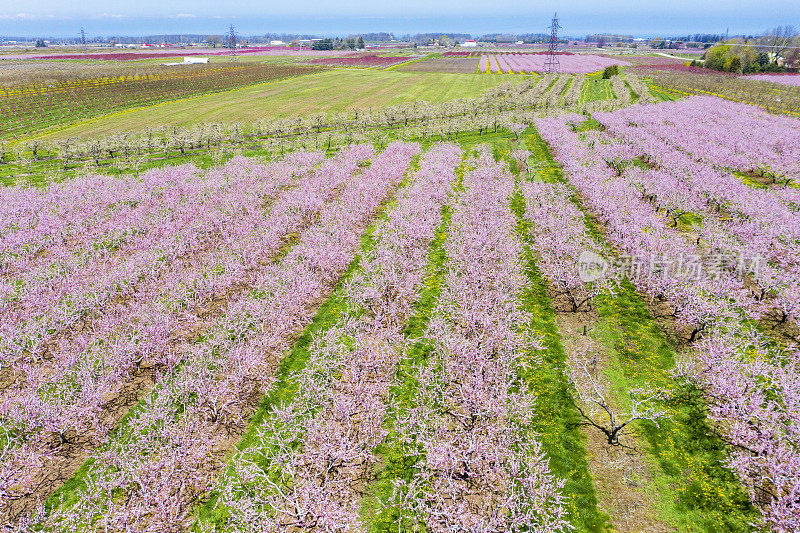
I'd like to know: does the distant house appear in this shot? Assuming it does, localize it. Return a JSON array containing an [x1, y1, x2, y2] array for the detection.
[[463, 39, 477, 48], [163, 57, 210, 66], [270, 40, 284, 46]]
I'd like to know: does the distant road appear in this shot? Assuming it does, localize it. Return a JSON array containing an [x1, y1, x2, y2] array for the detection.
[[654, 52, 704, 63]]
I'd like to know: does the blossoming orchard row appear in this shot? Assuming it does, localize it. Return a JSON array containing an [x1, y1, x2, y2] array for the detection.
[[0, 144, 372, 520], [597, 96, 800, 184], [39, 142, 421, 531], [5, 92, 798, 530], [207, 143, 465, 529]]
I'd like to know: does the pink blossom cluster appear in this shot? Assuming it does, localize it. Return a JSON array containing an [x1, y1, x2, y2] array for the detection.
[[495, 54, 512, 72], [536, 116, 752, 332], [689, 329, 800, 531], [0, 154, 323, 366], [599, 96, 800, 186], [594, 104, 800, 324], [484, 53, 630, 74], [0, 147, 375, 512], [384, 148, 570, 531], [0, 152, 324, 381], [207, 143, 462, 531], [34, 142, 421, 531], [520, 181, 613, 311]]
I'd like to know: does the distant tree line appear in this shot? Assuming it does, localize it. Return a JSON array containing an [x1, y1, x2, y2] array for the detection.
[[478, 33, 549, 43], [699, 26, 800, 73], [670, 34, 727, 44], [311, 37, 365, 50], [585, 34, 634, 44]]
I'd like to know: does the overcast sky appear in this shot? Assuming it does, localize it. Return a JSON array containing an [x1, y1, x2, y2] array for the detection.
[[1, 0, 798, 37]]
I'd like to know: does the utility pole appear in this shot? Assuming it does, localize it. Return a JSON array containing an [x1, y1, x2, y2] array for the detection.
[[544, 13, 561, 74], [80, 27, 87, 52], [228, 24, 237, 60]]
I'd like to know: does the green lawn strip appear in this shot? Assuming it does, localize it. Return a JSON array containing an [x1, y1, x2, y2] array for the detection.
[[591, 285, 757, 532], [1, 148, 231, 187], [385, 54, 430, 71], [580, 75, 613, 103], [623, 77, 639, 102], [561, 76, 574, 97], [575, 118, 604, 132], [734, 170, 770, 189], [646, 81, 683, 102], [29, 70, 514, 142], [192, 156, 422, 530], [731, 169, 799, 190], [523, 126, 563, 182]]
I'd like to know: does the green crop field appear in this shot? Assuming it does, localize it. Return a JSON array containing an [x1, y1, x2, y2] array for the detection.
[[32, 69, 518, 141]]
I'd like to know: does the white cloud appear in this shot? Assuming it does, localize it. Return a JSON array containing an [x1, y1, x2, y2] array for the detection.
[[0, 13, 35, 20], [175, 13, 196, 18]]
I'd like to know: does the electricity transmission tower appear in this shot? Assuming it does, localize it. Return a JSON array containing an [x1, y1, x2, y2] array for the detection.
[[80, 27, 87, 52], [228, 25, 238, 60], [544, 13, 561, 73]]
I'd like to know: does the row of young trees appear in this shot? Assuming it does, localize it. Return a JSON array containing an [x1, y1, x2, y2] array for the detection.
[[2, 74, 628, 182]]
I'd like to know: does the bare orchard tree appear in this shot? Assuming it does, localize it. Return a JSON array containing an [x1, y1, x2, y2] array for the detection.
[[55, 139, 74, 171], [567, 351, 668, 446], [24, 140, 40, 162], [759, 25, 798, 63]]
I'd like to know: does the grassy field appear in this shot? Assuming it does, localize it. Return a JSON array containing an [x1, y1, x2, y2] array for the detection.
[[33, 69, 515, 141]]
